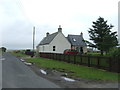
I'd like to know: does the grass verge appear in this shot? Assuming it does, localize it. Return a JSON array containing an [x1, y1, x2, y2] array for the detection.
[[25, 57, 119, 82], [11, 52, 29, 57]]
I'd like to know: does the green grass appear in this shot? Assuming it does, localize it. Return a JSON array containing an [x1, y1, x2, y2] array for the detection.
[[11, 52, 29, 57], [25, 57, 119, 82], [87, 52, 107, 56]]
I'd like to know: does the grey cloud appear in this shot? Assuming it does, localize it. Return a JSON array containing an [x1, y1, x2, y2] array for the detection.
[[1, 0, 35, 49]]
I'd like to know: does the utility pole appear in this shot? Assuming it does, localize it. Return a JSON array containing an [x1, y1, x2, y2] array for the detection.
[[118, 2, 120, 73], [33, 26, 35, 54]]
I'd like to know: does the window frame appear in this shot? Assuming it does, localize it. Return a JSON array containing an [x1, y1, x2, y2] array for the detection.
[[53, 46, 56, 51]]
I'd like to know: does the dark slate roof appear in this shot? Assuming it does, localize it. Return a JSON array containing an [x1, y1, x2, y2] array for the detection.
[[67, 34, 87, 46], [39, 32, 58, 45]]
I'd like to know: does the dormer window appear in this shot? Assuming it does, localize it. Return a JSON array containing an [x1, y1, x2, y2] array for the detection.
[[73, 38, 76, 42]]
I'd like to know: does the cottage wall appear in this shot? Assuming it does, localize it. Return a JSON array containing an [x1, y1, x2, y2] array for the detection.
[[83, 46, 87, 53], [38, 44, 50, 52], [49, 32, 71, 53], [38, 32, 71, 53]]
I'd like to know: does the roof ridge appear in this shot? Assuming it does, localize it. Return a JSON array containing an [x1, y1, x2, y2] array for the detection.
[[47, 31, 58, 37], [68, 34, 80, 35], [68, 34, 82, 37], [39, 31, 58, 45]]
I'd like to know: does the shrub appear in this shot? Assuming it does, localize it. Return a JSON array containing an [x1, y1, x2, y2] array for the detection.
[[1, 47, 7, 52], [108, 47, 120, 57], [14, 50, 20, 53], [25, 49, 34, 57]]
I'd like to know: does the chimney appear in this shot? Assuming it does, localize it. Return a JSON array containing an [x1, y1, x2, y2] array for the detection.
[[81, 32, 83, 37], [58, 25, 62, 32], [46, 32, 49, 37]]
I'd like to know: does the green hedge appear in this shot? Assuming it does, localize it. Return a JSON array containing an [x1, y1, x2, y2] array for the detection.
[[108, 47, 120, 57]]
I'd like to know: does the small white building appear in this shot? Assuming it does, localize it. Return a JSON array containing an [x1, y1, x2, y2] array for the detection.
[[37, 25, 87, 54], [37, 25, 71, 53]]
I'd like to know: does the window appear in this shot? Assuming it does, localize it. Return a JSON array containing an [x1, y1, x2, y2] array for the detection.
[[73, 38, 76, 42], [53, 46, 56, 51], [80, 47, 83, 54]]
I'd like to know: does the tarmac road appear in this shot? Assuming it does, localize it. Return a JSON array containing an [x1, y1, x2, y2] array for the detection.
[[2, 53, 60, 88]]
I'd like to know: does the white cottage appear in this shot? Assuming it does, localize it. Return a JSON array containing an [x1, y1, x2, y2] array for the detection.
[[37, 25, 71, 53], [37, 25, 87, 54]]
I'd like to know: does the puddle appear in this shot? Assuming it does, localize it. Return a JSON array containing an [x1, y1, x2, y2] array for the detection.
[[61, 77, 75, 82], [24, 62, 32, 66], [20, 59, 25, 62], [40, 69, 47, 75]]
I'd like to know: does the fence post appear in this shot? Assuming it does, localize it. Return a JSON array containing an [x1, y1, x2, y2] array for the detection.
[[39, 53, 41, 57], [56, 53, 58, 60], [47, 53, 48, 58], [52, 53, 54, 59], [50, 53, 53, 59], [57, 54, 59, 60], [49, 53, 51, 59], [48, 53, 49, 58], [68, 54, 70, 63], [55, 53, 57, 60], [63, 54, 65, 61], [118, 57, 120, 73], [59, 54, 61, 61], [80, 55, 82, 64], [109, 57, 112, 72], [88, 56, 90, 67], [97, 57, 100, 68], [74, 55, 76, 64], [53, 53, 55, 59]]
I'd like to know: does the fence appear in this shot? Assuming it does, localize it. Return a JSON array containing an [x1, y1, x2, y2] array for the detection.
[[39, 52, 120, 73]]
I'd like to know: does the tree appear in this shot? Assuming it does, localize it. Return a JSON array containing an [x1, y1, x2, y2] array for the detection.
[[1, 47, 7, 52], [88, 17, 118, 55]]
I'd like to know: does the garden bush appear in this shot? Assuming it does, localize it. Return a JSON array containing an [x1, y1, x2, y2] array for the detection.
[[25, 49, 34, 57], [108, 47, 120, 57]]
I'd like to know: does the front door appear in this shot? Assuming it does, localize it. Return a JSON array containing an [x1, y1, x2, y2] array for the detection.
[[80, 47, 83, 54]]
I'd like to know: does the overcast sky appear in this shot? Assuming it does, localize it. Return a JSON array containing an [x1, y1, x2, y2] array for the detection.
[[0, 0, 119, 50]]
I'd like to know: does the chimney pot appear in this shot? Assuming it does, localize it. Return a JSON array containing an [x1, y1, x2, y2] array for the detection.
[[81, 32, 83, 36], [46, 32, 49, 37], [58, 25, 62, 32]]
